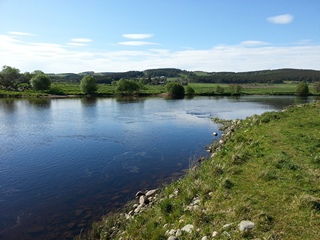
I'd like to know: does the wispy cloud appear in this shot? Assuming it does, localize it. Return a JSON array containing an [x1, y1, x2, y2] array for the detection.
[[267, 14, 294, 24], [122, 34, 153, 39], [8, 31, 36, 36], [67, 38, 92, 47], [71, 38, 92, 43], [240, 41, 269, 47], [118, 41, 157, 46], [1, 34, 320, 73]]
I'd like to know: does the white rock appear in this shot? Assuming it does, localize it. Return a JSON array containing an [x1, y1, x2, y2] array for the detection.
[[201, 236, 208, 240], [145, 189, 158, 197], [169, 194, 175, 199], [175, 229, 182, 237], [239, 220, 254, 231], [139, 195, 145, 205], [167, 236, 178, 240], [168, 229, 176, 235], [193, 199, 200, 205], [212, 231, 218, 237], [133, 204, 139, 209], [181, 224, 194, 233], [223, 223, 233, 228]]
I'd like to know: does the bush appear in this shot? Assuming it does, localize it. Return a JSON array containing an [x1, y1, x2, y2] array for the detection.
[[296, 81, 309, 96], [80, 76, 97, 94], [165, 82, 185, 96], [30, 73, 51, 91], [115, 79, 140, 94]]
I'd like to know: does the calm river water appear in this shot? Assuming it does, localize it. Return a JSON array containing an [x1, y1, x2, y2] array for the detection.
[[0, 95, 318, 240]]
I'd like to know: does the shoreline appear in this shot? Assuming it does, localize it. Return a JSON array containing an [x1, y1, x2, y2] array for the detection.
[[76, 100, 320, 239]]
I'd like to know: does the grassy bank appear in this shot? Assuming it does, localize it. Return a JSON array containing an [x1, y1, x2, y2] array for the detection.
[[78, 101, 320, 240], [1, 82, 319, 98]]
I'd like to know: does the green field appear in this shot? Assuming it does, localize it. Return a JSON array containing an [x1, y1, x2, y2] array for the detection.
[[77, 101, 320, 240], [0, 82, 319, 97]]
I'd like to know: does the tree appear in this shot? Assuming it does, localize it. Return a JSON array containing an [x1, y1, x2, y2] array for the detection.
[[0, 65, 21, 90], [185, 85, 195, 95], [80, 76, 97, 94], [296, 81, 309, 96], [115, 79, 140, 94], [165, 82, 185, 96], [30, 73, 51, 91]]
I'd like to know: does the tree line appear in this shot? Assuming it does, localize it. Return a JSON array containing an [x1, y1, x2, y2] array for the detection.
[[189, 69, 320, 84], [2, 65, 320, 94]]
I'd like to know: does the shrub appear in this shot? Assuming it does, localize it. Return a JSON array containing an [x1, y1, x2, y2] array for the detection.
[[30, 73, 51, 91], [80, 76, 97, 94], [165, 82, 185, 96], [296, 81, 309, 96], [115, 79, 140, 94]]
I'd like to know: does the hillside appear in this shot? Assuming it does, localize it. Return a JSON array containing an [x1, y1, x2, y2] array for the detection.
[[48, 68, 320, 84], [78, 101, 320, 240]]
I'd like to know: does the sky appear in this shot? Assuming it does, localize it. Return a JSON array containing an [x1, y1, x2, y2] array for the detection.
[[0, 0, 320, 73]]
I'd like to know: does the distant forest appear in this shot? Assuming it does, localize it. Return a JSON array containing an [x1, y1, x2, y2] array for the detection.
[[48, 68, 320, 84]]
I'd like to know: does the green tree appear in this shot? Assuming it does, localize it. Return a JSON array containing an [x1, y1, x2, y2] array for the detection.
[[0, 65, 21, 90], [115, 79, 140, 94], [296, 81, 309, 96], [80, 76, 98, 94], [30, 73, 51, 91], [185, 85, 195, 95], [314, 82, 320, 93], [165, 82, 185, 96]]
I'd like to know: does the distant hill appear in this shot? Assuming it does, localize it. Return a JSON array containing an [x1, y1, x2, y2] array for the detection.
[[48, 68, 320, 84]]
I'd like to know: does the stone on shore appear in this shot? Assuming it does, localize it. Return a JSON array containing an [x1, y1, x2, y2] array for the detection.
[[181, 224, 194, 233], [239, 220, 254, 231]]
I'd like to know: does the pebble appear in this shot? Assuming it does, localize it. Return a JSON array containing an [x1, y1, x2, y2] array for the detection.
[[145, 189, 158, 197], [239, 220, 254, 231], [167, 236, 179, 240], [223, 223, 233, 229], [181, 224, 194, 233]]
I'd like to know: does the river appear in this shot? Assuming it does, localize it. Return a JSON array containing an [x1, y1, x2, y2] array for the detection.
[[0, 95, 318, 240]]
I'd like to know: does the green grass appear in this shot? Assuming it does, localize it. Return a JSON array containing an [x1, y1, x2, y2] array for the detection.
[[1, 82, 319, 98], [77, 101, 320, 240]]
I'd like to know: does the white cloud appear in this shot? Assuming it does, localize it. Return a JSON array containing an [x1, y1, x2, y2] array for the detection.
[[118, 41, 158, 46], [71, 38, 92, 43], [67, 38, 92, 47], [240, 41, 269, 47], [8, 31, 35, 36], [1, 34, 320, 73], [122, 34, 153, 39], [267, 14, 294, 24]]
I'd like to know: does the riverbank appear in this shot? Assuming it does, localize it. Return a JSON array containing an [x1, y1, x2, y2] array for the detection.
[[1, 82, 319, 98], [77, 101, 320, 240]]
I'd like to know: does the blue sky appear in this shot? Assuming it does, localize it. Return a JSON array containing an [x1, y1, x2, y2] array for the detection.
[[1, 0, 319, 73]]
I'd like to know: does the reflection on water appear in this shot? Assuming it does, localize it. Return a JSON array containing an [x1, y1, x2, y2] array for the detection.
[[0, 96, 318, 240]]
